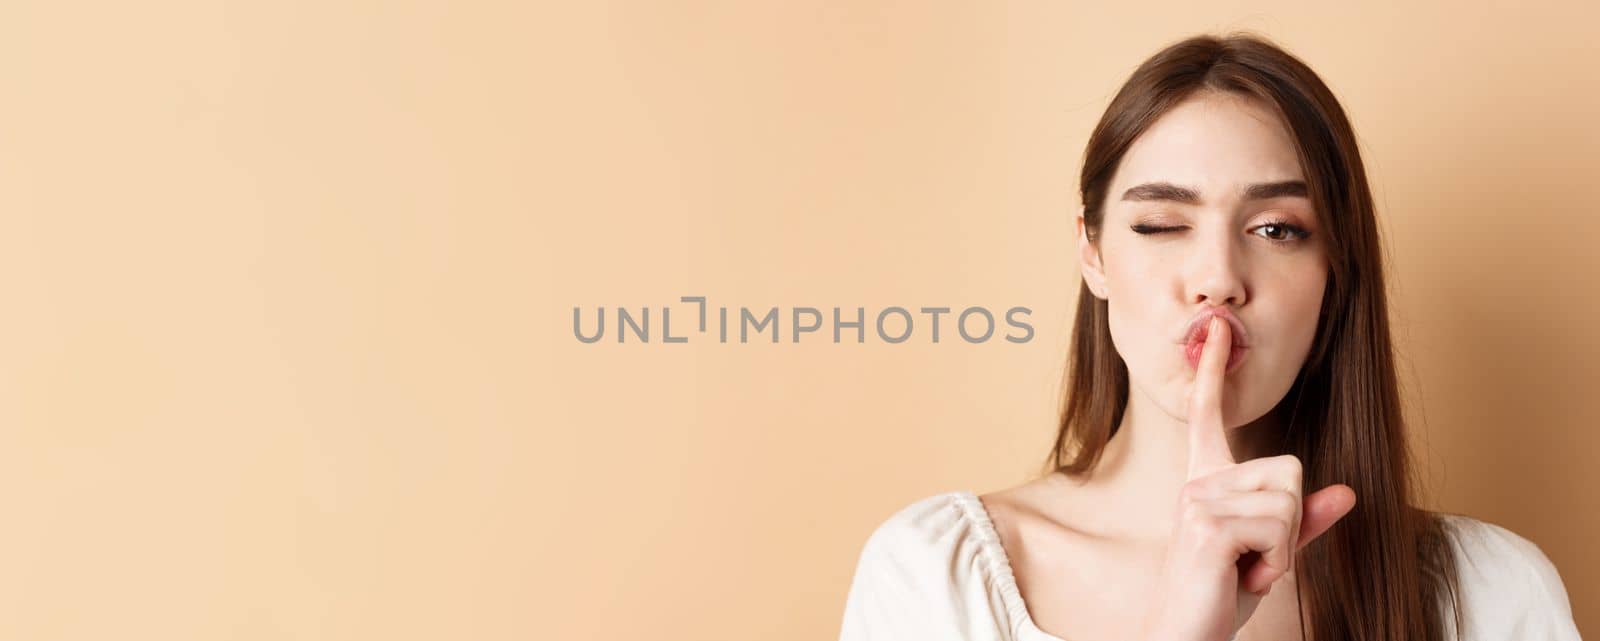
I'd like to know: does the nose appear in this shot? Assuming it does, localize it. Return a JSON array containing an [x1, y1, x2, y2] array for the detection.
[[1184, 225, 1247, 308]]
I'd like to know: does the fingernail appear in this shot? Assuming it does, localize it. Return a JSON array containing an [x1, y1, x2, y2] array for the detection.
[[1209, 316, 1222, 336]]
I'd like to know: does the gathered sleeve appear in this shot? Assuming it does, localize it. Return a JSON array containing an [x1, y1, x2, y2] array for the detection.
[[837, 493, 1019, 641], [1441, 514, 1583, 641]]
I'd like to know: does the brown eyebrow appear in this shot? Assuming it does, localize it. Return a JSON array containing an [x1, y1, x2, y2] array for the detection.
[[1120, 180, 1308, 204]]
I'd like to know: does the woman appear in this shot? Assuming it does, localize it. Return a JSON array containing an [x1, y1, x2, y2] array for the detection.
[[837, 33, 1581, 641]]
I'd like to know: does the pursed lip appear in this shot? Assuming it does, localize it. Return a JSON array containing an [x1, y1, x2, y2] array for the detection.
[[1180, 307, 1250, 349]]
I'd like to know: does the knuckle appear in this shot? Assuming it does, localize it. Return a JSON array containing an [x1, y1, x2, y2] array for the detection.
[[1271, 518, 1291, 542], [1273, 490, 1299, 517], [1190, 514, 1224, 548], [1183, 505, 1215, 530], [1260, 567, 1285, 587], [1275, 454, 1304, 486]]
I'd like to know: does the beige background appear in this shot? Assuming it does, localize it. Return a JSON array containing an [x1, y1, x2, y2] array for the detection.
[[0, 1, 1594, 639]]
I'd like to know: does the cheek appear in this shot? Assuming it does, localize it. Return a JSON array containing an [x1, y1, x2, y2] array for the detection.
[[1099, 249, 1171, 318], [1288, 266, 1328, 322], [1266, 270, 1328, 363], [1103, 292, 1165, 373]]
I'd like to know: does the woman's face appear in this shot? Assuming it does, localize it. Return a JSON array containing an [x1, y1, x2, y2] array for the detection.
[[1077, 90, 1328, 428]]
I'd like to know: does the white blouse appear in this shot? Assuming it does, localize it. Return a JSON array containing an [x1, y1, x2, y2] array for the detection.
[[838, 491, 1582, 641]]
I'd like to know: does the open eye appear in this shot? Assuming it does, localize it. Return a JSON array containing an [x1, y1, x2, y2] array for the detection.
[[1252, 220, 1311, 243]]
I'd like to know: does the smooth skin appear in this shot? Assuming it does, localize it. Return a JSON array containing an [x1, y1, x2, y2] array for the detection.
[[977, 90, 1358, 641], [1139, 315, 1357, 641]]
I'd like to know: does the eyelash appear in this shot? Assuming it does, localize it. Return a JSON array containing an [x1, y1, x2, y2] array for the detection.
[[1129, 219, 1312, 244]]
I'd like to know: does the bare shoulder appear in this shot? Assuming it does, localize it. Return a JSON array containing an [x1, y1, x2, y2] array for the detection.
[[976, 472, 1111, 572], [977, 476, 1057, 543], [975, 484, 1026, 552], [979, 473, 1097, 536]]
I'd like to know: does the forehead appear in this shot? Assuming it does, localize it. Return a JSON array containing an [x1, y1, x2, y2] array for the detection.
[[1110, 91, 1303, 197]]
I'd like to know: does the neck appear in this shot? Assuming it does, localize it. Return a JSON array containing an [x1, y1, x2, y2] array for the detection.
[[1077, 385, 1289, 541]]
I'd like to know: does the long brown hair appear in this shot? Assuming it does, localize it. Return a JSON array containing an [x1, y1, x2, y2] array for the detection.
[[1043, 33, 1463, 641]]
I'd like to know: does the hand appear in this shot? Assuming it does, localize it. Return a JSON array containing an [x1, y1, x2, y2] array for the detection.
[[1139, 316, 1357, 641]]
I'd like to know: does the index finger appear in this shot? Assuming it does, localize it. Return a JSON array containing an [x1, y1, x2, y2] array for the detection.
[[1186, 316, 1235, 480]]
